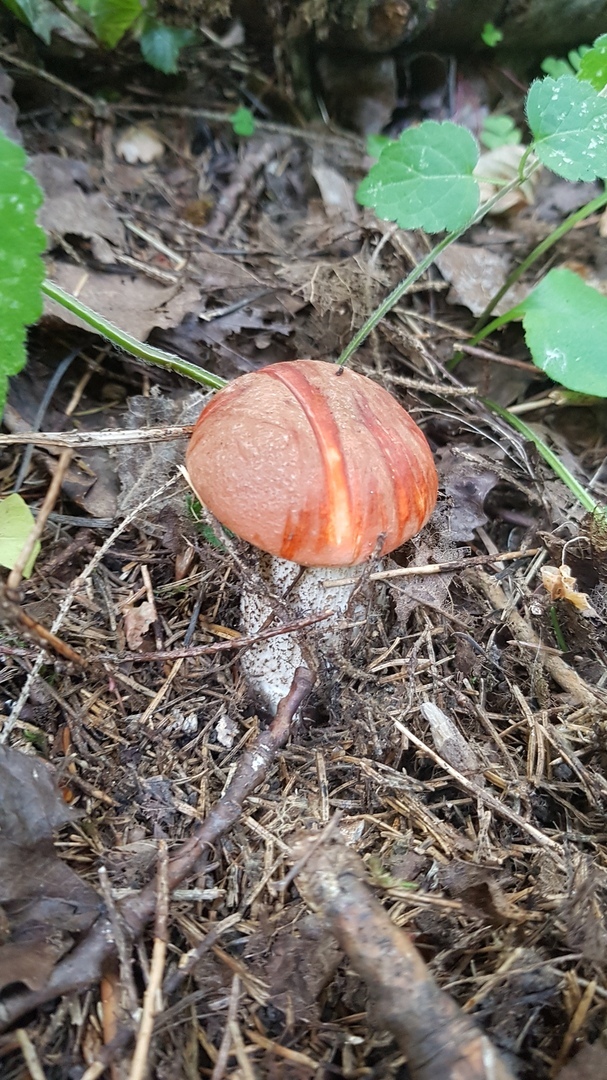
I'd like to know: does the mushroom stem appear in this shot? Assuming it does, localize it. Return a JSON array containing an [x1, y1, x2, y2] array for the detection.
[[240, 554, 370, 712]]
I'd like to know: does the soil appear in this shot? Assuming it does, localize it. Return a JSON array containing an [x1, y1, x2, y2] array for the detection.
[[1, 20, 607, 1080]]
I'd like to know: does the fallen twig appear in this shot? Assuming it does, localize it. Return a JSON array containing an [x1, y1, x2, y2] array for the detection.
[[0, 668, 314, 1031], [469, 568, 605, 710], [294, 834, 517, 1080]]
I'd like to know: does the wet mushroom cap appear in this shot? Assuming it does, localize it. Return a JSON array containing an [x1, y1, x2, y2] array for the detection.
[[186, 359, 438, 567]]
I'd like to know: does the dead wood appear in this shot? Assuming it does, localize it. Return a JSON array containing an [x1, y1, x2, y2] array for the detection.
[[294, 834, 516, 1080], [0, 667, 314, 1032]]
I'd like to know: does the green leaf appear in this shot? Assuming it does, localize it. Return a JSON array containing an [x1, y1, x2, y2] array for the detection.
[[139, 21, 195, 73], [526, 75, 607, 180], [89, 0, 142, 47], [541, 57, 575, 79], [480, 114, 522, 149], [577, 33, 607, 92], [356, 120, 480, 233], [481, 22, 502, 47], [366, 133, 394, 159], [7, 0, 82, 43], [516, 268, 607, 396], [0, 494, 40, 578], [0, 133, 46, 418], [230, 106, 256, 137]]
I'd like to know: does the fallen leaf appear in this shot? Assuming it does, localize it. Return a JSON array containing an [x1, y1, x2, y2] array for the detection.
[[44, 262, 203, 341], [541, 563, 598, 617], [0, 493, 40, 577], [123, 600, 156, 649], [0, 746, 100, 995], [29, 153, 124, 262], [435, 243, 528, 316], [474, 145, 542, 213]]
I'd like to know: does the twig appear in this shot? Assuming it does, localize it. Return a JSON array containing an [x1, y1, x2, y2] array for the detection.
[[16, 1028, 47, 1080], [98, 610, 334, 663], [1, 474, 179, 742], [293, 834, 517, 1080], [210, 975, 240, 1080], [324, 547, 541, 588], [0, 426, 195, 449], [0, 47, 107, 115], [394, 719, 562, 853], [468, 568, 605, 710], [205, 136, 289, 238], [128, 841, 170, 1080], [0, 667, 314, 1029], [163, 914, 241, 996], [7, 450, 73, 593]]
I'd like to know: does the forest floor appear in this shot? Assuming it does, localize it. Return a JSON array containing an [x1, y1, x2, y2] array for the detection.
[[1, 24, 607, 1080]]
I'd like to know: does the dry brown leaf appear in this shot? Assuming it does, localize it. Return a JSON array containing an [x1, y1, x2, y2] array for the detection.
[[474, 145, 542, 213], [123, 600, 156, 649], [0, 746, 100, 996], [541, 564, 598, 617]]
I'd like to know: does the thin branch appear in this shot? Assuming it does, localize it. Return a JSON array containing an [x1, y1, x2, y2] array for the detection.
[[0, 668, 314, 1030], [294, 834, 517, 1080]]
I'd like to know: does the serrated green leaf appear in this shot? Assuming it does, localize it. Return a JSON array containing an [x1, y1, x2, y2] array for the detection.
[[89, 0, 142, 47], [577, 34, 607, 92], [230, 107, 256, 137], [517, 268, 607, 396], [356, 120, 480, 233], [139, 21, 194, 73], [526, 75, 607, 180], [0, 133, 46, 417], [0, 494, 40, 578]]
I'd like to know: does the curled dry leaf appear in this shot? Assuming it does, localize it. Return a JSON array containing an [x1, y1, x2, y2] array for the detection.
[[116, 125, 165, 165], [541, 563, 598, 617], [474, 145, 542, 213], [123, 600, 156, 649]]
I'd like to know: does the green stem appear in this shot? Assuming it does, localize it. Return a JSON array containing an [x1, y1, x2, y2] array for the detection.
[[472, 187, 607, 335], [42, 280, 227, 391], [483, 397, 599, 514], [337, 165, 538, 368]]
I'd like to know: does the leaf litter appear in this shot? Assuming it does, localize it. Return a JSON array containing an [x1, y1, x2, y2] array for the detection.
[[0, 38, 606, 1080]]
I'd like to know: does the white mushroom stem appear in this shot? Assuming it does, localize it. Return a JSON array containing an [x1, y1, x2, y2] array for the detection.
[[240, 554, 371, 712]]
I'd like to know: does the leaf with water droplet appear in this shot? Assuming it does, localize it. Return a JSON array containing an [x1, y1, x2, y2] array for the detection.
[[526, 75, 607, 180], [356, 120, 480, 233], [0, 133, 46, 418], [515, 268, 607, 396]]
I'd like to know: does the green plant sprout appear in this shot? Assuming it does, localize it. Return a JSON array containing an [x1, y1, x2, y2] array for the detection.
[[480, 114, 522, 150], [0, 0, 195, 74], [541, 44, 591, 80], [481, 22, 503, 48], [229, 107, 256, 137]]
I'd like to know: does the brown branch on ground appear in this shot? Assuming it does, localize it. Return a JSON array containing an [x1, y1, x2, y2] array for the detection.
[[467, 568, 606, 711], [294, 834, 517, 1080], [205, 136, 290, 238], [0, 667, 314, 1032]]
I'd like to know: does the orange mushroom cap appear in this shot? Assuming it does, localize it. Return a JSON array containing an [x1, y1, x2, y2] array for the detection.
[[186, 359, 438, 567]]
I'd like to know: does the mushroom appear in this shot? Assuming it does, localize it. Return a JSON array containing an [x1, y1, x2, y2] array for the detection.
[[186, 359, 438, 710]]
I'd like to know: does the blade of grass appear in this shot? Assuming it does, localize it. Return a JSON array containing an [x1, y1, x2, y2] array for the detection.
[[42, 280, 227, 390], [483, 397, 600, 514]]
